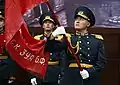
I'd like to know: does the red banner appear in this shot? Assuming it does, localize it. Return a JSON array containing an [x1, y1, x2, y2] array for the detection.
[[5, 0, 48, 44], [5, 0, 50, 78], [0, 34, 5, 54], [7, 23, 50, 78]]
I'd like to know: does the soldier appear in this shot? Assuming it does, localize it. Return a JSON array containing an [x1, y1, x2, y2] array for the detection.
[[60, 5, 106, 85], [30, 12, 67, 85], [0, 10, 8, 85], [0, 10, 16, 85]]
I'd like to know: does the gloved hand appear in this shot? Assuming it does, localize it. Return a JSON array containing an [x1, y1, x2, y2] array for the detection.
[[80, 69, 89, 79], [8, 76, 16, 84], [8, 80, 14, 84], [31, 78, 37, 85], [52, 26, 66, 37]]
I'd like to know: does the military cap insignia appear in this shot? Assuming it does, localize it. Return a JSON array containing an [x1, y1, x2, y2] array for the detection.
[[43, 16, 54, 22], [77, 11, 90, 20], [45, 16, 51, 19], [78, 11, 84, 15]]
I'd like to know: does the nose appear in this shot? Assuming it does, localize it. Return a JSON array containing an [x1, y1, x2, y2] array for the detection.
[[46, 23, 50, 26], [76, 21, 79, 23], [75, 20, 80, 24]]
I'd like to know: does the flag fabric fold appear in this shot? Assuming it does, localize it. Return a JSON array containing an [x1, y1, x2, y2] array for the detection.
[[5, 0, 50, 78], [0, 34, 5, 54]]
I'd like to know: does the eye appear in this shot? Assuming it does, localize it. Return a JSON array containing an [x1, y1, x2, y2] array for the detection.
[[75, 17, 84, 21]]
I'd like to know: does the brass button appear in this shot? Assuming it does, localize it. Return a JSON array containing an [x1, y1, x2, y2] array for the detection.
[[87, 42, 90, 44], [88, 54, 90, 56], [79, 41, 81, 43], [88, 48, 90, 50]]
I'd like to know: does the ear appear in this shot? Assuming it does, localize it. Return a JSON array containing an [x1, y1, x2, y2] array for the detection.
[[87, 22, 90, 27], [52, 25, 56, 31]]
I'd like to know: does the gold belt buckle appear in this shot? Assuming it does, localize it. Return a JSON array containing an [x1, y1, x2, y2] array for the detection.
[[81, 63, 86, 68]]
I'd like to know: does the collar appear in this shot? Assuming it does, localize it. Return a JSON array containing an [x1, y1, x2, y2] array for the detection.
[[75, 32, 88, 36]]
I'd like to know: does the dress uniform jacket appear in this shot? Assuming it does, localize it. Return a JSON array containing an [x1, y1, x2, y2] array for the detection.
[[60, 33, 106, 85], [0, 59, 9, 85], [0, 47, 17, 85], [33, 34, 67, 85]]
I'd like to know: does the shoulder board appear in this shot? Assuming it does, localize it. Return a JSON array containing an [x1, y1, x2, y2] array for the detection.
[[91, 34, 104, 40], [56, 33, 71, 40], [34, 34, 43, 40], [56, 35, 63, 40], [66, 33, 72, 42], [66, 33, 71, 37]]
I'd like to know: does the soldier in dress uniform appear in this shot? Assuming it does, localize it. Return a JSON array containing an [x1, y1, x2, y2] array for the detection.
[[0, 10, 16, 85], [0, 10, 8, 85], [60, 5, 106, 85], [30, 12, 67, 85]]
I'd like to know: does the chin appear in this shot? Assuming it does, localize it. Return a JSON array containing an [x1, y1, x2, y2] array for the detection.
[[75, 27, 83, 30]]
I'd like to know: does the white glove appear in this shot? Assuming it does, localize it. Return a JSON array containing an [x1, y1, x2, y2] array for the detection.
[[80, 69, 89, 79], [8, 80, 14, 84], [31, 78, 37, 85], [8, 77, 16, 84], [52, 26, 66, 37]]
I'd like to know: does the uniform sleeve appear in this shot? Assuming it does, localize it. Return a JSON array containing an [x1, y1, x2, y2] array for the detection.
[[59, 50, 68, 81], [45, 36, 68, 52], [87, 40, 106, 77]]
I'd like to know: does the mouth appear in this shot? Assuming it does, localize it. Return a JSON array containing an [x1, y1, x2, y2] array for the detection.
[[75, 24, 79, 26], [44, 29, 52, 33], [45, 29, 51, 31]]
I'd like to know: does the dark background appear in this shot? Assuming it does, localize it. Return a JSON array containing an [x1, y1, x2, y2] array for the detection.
[[23, 0, 120, 28]]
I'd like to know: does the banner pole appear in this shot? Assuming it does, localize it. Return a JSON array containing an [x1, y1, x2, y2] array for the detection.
[[45, 1, 83, 71]]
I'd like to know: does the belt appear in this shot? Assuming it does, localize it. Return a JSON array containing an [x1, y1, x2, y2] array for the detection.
[[0, 56, 8, 59], [69, 63, 93, 68], [48, 61, 59, 65]]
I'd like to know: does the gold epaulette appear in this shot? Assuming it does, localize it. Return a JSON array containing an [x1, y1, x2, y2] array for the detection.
[[66, 33, 71, 42], [92, 34, 104, 40], [56, 33, 71, 40], [66, 33, 71, 37], [34, 34, 43, 40], [57, 35, 63, 40], [0, 56, 8, 59]]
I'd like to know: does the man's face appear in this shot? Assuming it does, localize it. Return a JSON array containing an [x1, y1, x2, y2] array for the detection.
[[42, 20, 55, 32], [74, 16, 90, 30]]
